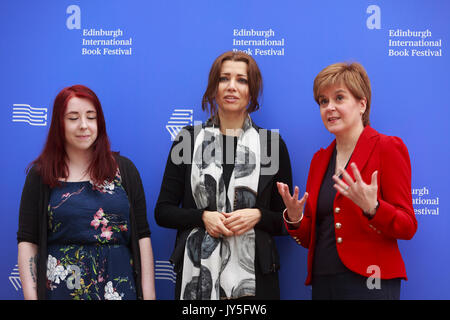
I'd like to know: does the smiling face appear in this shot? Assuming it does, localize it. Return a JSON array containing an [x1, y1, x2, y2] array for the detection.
[[64, 96, 98, 154], [317, 84, 366, 137], [215, 60, 250, 117]]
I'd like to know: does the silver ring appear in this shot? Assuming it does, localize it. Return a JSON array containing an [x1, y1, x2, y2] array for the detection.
[[344, 185, 349, 191]]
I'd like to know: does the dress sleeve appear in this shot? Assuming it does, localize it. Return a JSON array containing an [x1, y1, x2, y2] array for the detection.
[[17, 168, 40, 244], [154, 128, 204, 230]]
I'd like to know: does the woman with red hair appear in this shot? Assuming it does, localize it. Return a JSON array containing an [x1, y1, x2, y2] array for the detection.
[[17, 85, 155, 300]]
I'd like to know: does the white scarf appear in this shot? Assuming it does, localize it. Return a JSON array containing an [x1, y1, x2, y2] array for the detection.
[[181, 116, 260, 300]]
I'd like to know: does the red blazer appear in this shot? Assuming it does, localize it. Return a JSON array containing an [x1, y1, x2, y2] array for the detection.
[[286, 126, 417, 285]]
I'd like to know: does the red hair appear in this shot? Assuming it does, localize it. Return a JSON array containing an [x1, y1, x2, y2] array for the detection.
[[29, 85, 117, 187]]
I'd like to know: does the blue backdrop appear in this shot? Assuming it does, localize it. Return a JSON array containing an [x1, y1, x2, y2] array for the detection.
[[1, 0, 449, 299]]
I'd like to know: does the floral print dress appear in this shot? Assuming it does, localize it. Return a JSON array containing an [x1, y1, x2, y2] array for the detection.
[[46, 172, 136, 300]]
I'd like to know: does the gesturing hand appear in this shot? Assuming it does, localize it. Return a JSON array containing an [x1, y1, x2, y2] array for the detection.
[[202, 211, 234, 238], [332, 162, 378, 216], [276, 182, 308, 226]]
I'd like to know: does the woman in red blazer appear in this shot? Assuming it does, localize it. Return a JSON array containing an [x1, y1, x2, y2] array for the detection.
[[277, 62, 417, 299]]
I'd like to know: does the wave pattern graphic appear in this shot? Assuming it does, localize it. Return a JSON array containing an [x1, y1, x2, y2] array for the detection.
[[155, 260, 176, 283], [166, 109, 193, 140], [12, 104, 47, 126], [9, 264, 21, 291]]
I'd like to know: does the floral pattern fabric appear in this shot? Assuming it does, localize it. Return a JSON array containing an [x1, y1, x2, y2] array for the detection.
[[46, 173, 136, 300]]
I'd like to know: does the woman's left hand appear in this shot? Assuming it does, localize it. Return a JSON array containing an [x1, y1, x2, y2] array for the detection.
[[332, 162, 379, 216], [222, 209, 262, 236]]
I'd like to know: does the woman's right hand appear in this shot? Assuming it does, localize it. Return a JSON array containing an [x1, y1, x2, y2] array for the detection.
[[276, 182, 308, 224], [202, 210, 234, 238]]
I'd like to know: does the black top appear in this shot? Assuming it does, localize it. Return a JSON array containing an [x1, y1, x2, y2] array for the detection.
[[17, 154, 150, 299], [312, 147, 348, 276]]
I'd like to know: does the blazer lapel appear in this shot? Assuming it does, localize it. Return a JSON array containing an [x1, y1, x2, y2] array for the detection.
[[347, 126, 379, 177], [335, 126, 379, 199]]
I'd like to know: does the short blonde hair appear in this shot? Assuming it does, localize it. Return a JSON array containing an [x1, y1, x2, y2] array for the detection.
[[313, 62, 372, 126]]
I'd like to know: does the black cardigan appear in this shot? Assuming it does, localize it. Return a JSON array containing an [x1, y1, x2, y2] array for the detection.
[[154, 124, 293, 297], [17, 154, 151, 300]]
